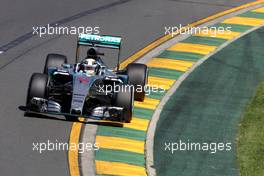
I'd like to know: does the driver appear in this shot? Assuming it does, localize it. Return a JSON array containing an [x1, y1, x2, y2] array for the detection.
[[78, 58, 97, 75]]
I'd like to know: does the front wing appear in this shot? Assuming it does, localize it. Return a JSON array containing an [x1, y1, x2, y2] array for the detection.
[[24, 97, 125, 122]]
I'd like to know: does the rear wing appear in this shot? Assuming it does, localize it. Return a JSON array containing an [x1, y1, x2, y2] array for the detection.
[[76, 34, 122, 70], [78, 34, 122, 49]]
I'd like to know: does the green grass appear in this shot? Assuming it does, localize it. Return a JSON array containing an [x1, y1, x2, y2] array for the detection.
[[237, 82, 264, 176]]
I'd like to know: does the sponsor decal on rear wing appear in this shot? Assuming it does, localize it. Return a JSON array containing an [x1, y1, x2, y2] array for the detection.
[[78, 34, 122, 49]]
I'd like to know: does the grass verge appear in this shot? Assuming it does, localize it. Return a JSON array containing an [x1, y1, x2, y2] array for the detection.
[[237, 82, 264, 176]]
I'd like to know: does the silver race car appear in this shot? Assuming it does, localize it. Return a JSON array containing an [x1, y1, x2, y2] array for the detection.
[[24, 34, 148, 122]]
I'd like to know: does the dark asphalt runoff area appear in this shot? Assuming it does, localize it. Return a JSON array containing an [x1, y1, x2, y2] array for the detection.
[[0, 0, 254, 175]]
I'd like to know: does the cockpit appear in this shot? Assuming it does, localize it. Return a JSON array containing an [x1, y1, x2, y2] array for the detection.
[[74, 58, 97, 75]]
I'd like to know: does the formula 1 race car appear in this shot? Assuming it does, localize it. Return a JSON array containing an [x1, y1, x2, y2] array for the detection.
[[24, 34, 148, 122]]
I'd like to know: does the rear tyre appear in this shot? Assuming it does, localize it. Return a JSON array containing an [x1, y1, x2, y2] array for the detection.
[[44, 53, 67, 74], [26, 73, 48, 105], [113, 85, 133, 123], [127, 63, 148, 101]]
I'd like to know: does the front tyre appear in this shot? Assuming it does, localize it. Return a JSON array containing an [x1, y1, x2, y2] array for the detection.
[[113, 85, 134, 123], [26, 73, 48, 105], [44, 53, 67, 74], [127, 63, 148, 102]]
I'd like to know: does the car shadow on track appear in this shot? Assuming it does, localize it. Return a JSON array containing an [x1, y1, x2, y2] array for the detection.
[[87, 120, 124, 128]]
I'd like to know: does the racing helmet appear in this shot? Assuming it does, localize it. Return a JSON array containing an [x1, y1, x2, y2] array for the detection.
[[87, 48, 98, 59], [81, 58, 96, 74]]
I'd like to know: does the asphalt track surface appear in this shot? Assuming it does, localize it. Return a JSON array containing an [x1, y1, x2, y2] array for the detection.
[[0, 0, 254, 175]]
